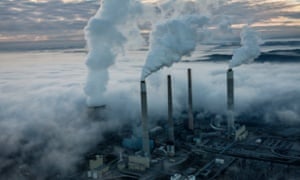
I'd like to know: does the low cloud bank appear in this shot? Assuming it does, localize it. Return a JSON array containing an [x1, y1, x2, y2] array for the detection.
[[1, 33, 300, 180]]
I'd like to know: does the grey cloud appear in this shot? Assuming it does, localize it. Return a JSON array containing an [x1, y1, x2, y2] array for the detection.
[[0, 0, 300, 50], [211, 0, 300, 38], [216, 1, 286, 22], [0, 0, 99, 41], [283, 12, 300, 19]]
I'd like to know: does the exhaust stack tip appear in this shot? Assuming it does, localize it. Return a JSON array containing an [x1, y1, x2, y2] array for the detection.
[[141, 81, 147, 92]]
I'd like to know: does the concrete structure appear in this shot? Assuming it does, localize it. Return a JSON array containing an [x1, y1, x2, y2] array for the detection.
[[140, 81, 150, 157], [117, 152, 126, 170], [128, 155, 150, 171], [234, 125, 248, 141], [188, 175, 196, 180], [167, 75, 175, 143], [88, 155, 109, 179], [215, 158, 225, 165], [89, 155, 103, 169], [227, 69, 235, 137], [187, 69, 194, 131], [170, 174, 196, 180], [166, 141, 175, 157], [170, 174, 183, 180]]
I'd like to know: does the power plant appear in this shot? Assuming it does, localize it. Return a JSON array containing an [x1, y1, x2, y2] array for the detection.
[[85, 68, 300, 180]]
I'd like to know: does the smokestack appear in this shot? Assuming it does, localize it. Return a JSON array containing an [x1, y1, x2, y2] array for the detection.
[[227, 69, 235, 137], [140, 81, 150, 157], [188, 68, 194, 131], [167, 75, 175, 143]]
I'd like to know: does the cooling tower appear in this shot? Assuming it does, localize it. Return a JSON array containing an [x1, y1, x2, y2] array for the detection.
[[227, 69, 235, 136], [140, 81, 150, 157]]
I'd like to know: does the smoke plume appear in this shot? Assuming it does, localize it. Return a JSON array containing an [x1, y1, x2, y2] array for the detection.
[[84, 0, 142, 106], [229, 26, 262, 68], [141, 15, 209, 80]]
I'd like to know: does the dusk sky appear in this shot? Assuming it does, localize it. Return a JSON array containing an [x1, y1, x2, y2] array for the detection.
[[0, 0, 299, 49], [0, 1, 300, 179]]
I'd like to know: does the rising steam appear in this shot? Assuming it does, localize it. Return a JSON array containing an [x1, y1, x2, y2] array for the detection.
[[141, 15, 209, 80], [229, 26, 262, 68], [84, 0, 142, 106]]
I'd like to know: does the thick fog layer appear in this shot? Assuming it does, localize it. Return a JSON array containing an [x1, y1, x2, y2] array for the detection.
[[1, 50, 300, 179], [0, 53, 128, 179]]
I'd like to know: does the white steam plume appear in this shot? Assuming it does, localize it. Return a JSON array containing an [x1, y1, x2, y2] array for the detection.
[[229, 26, 262, 68], [141, 15, 209, 80], [84, 0, 142, 106]]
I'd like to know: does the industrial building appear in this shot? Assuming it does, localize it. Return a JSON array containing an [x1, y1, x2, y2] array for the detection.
[[84, 68, 300, 180]]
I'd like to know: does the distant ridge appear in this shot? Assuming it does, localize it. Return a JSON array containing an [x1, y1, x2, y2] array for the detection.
[[0, 40, 85, 52], [188, 49, 300, 63]]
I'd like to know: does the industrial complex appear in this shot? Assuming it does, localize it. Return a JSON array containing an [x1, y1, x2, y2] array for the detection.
[[84, 68, 300, 180]]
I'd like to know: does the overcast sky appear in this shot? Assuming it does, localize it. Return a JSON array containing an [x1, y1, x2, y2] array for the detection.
[[0, 0, 299, 46]]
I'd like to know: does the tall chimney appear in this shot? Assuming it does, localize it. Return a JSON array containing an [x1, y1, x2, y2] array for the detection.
[[227, 69, 235, 137], [167, 75, 175, 143], [188, 68, 194, 130], [140, 81, 150, 157]]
